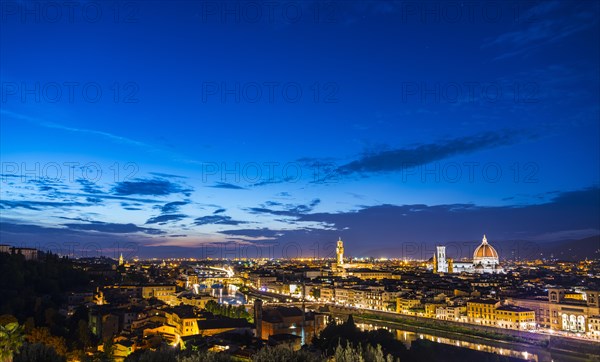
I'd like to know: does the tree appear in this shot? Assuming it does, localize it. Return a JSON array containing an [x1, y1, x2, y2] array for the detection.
[[0, 315, 18, 326], [334, 341, 398, 362], [26, 327, 67, 356], [179, 351, 232, 362], [13, 342, 65, 362], [101, 338, 115, 362], [0, 322, 25, 362], [76, 320, 92, 349], [251, 346, 323, 362], [202, 301, 252, 322], [123, 348, 177, 362]]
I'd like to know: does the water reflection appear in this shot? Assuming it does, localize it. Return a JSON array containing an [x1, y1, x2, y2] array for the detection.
[[353, 320, 538, 361]]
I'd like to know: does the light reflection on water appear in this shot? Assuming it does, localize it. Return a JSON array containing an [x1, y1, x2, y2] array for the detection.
[[351, 319, 538, 361]]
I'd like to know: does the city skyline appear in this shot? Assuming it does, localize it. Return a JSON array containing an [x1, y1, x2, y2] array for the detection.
[[1, 1, 599, 258], [2, 2, 600, 361]]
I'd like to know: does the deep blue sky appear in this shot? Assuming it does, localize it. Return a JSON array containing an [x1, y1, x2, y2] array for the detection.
[[1, 1, 599, 259]]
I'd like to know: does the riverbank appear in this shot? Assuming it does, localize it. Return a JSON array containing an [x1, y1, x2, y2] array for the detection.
[[326, 305, 599, 362]]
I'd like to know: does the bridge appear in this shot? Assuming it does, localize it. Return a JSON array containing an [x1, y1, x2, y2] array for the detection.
[[193, 265, 235, 278]]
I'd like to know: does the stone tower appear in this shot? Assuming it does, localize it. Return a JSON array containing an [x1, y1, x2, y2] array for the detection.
[[336, 238, 344, 267]]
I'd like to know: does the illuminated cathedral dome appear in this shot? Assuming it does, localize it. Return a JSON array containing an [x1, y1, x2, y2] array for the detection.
[[472, 235, 502, 273], [473, 235, 499, 260]]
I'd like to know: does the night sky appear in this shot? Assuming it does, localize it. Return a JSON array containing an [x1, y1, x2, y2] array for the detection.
[[1, 1, 599, 259]]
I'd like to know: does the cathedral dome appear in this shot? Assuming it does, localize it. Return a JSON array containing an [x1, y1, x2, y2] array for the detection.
[[473, 235, 499, 260]]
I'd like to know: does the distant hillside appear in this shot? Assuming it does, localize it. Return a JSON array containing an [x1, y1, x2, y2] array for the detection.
[[537, 235, 600, 261], [358, 235, 600, 261], [472, 235, 600, 262]]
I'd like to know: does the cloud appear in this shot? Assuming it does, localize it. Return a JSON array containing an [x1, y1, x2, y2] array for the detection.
[[208, 182, 247, 190], [145, 214, 187, 224], [251, 177, 296, 187], [58, 216, 91, 222], [224, 187, 600, 257], [76, 178, 104, 194], [112, 178, 192, 196], [158, 201, 189, 213], [0, 200, 91, 211], [336, 131, 523, 175], [193, 215, 248, 226], [0, 109, 149, 148], [2, 186, 597, 258], [63, 221, 166, 235], [0, 221, 73, 235], [219, 228, 283, 238], [213, 208, 226, 214], [247, 199, 322, 218], [28, 178, 64, 192], [149, 172, 187, 179], [0, 219, 163, 257], [309, 198, 321, 207], [482, 2, 598, 60]]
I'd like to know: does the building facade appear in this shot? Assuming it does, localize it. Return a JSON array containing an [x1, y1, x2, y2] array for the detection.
[[508, 288, 600, 333]]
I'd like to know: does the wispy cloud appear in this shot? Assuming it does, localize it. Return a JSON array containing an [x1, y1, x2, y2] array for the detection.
[[482, 2, 598, 60], [0, 199, 91, 210], [336, 130, 526, 175], [1, 109, 149, 148], [246, 198, 321, 218], [208, 182, 247, 190], [112, 178, 192, 196], [149, 172, 187, 179], [145, 214, 187, 224], [193, 215, 248, 226], [63, 221, 166, 235], [157, 201, 189, 213]]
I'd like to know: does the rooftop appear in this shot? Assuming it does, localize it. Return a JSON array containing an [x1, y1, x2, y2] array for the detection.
[[467, 298, 500, 305], [497, 305, 534, 312]]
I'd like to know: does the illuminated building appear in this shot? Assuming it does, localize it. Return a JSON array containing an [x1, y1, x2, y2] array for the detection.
[[346, 269, 392, 280], [589, 316, 600, 340], [141, 285, 177, 301], [507, 288, 600, 333], [495, 305, 536, 330], [257, 305, 326, 343], [436, 305, 467, 321], [319, 287, 334, 302], [430, 235, 503, 274], [433, 245, 448, 273], [0, 246, 39, 261], [467, 300, 535, 330], [467, 299, 500, 326], [472, 235, 502, 273], [336, 237, 344, 267], [397, 295, 422, 314]]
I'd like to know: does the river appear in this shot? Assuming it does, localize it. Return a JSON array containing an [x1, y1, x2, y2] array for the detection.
[[353, 319, 537, 361]]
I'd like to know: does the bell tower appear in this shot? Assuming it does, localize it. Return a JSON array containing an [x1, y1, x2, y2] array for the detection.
[[336, 238, 344, 267], [435, 246, 448, 273]]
